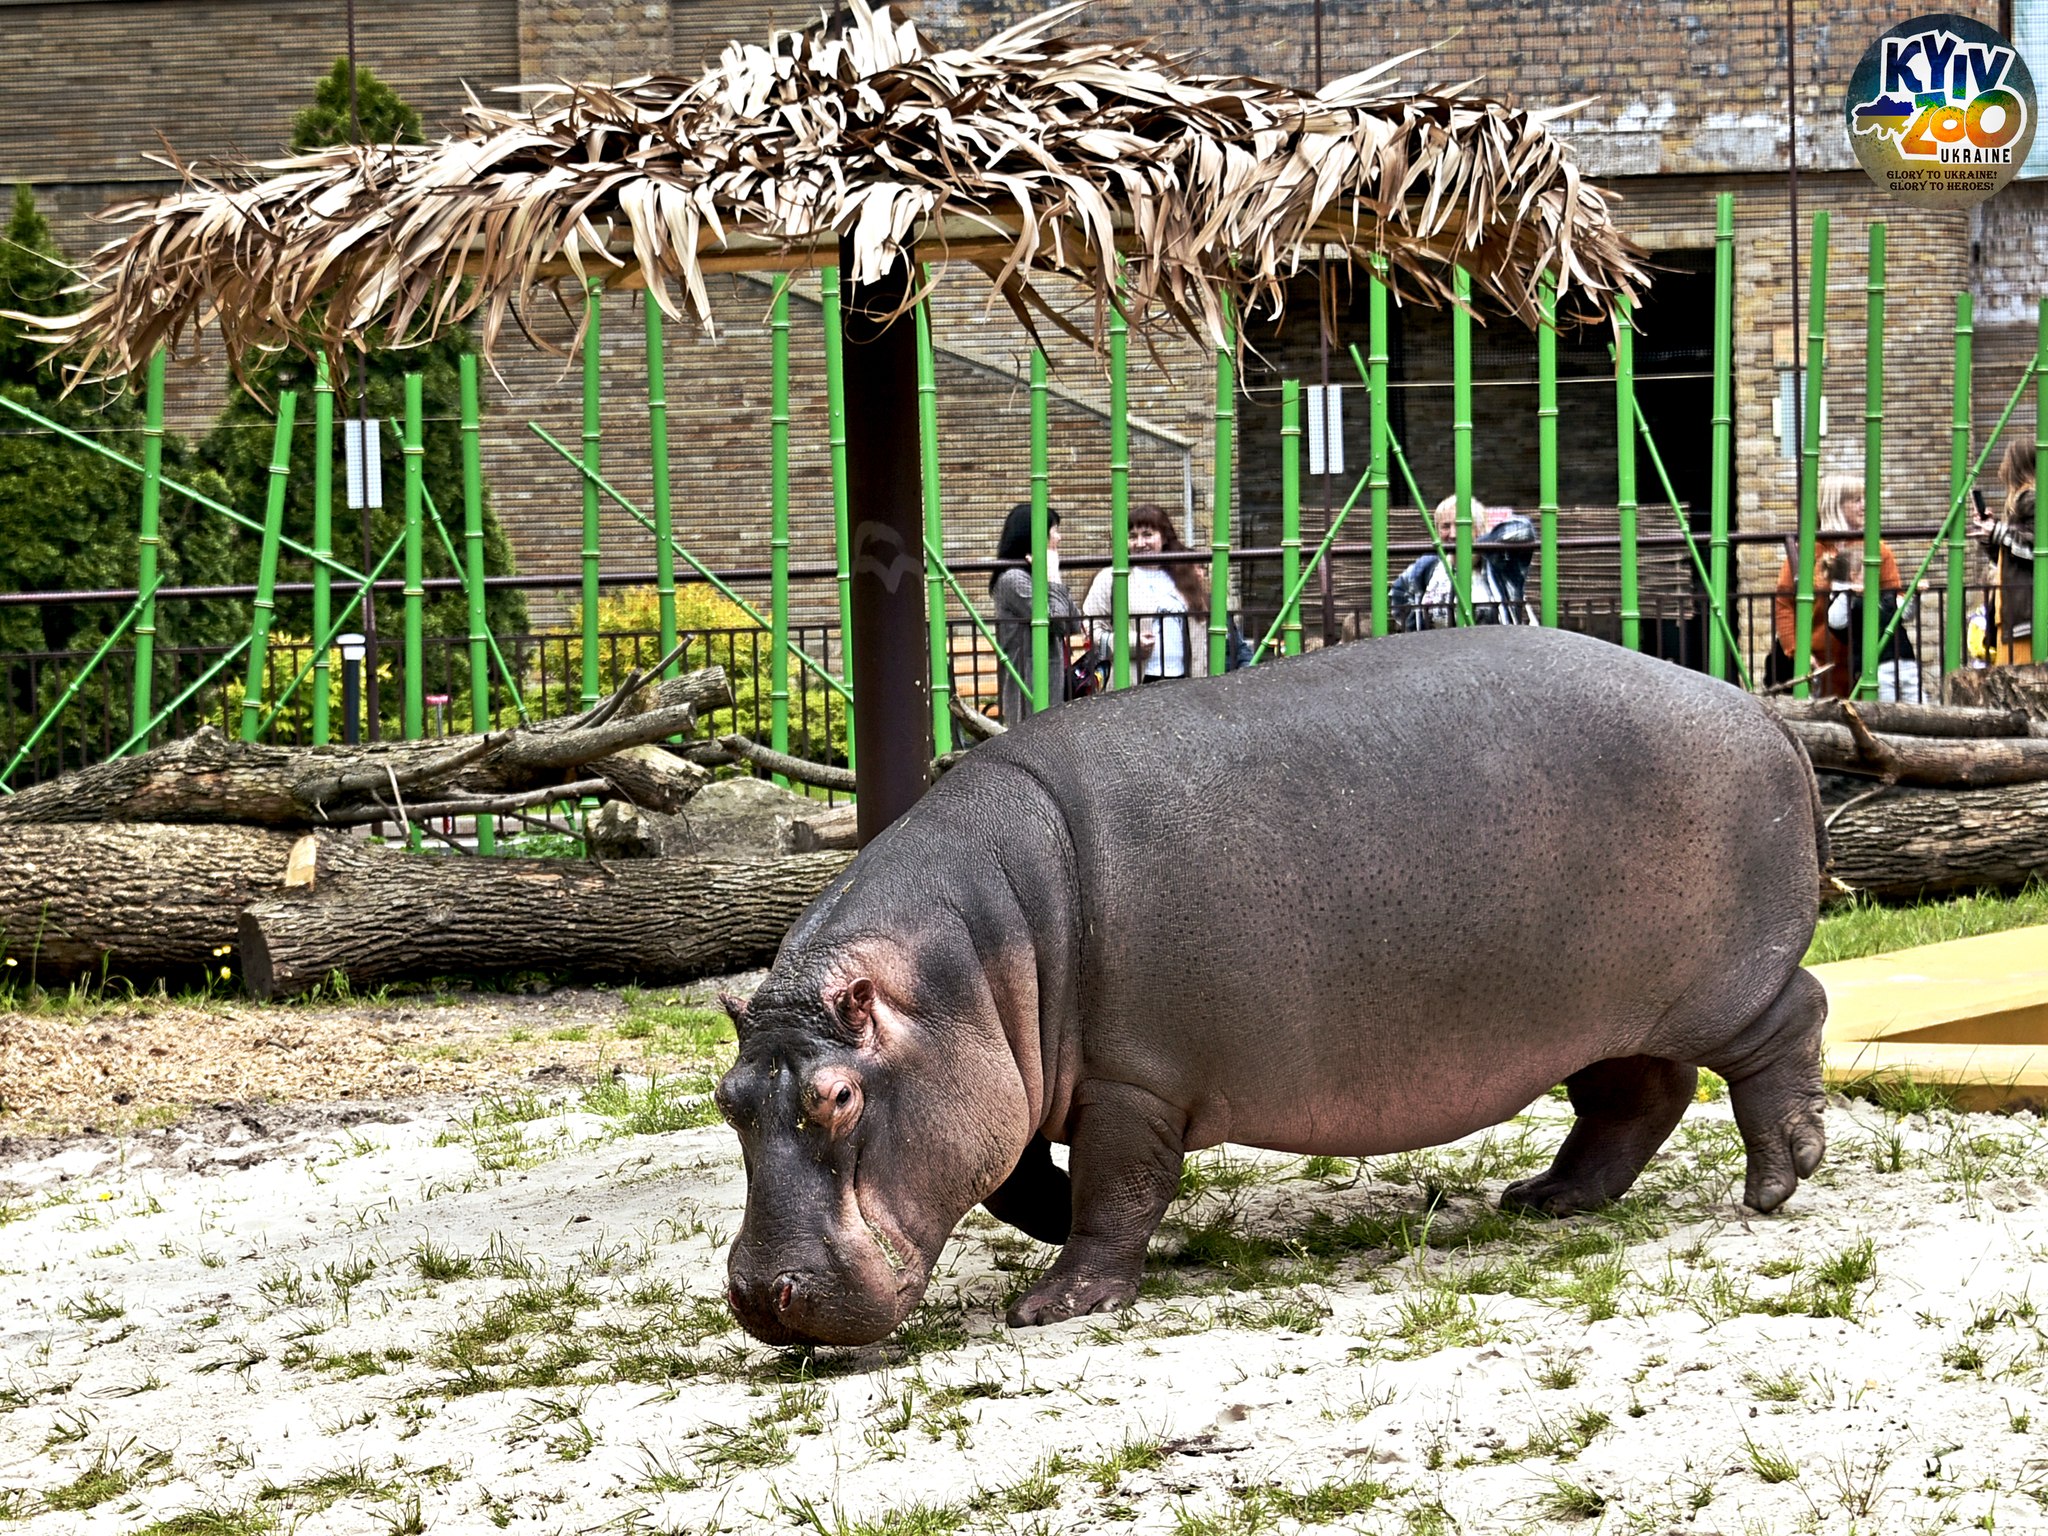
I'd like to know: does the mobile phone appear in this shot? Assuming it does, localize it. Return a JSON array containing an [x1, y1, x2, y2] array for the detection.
[[1972, 487, 1988, 519]]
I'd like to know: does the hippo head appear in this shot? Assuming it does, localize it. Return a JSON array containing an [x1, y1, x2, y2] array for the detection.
[[715, 941, 1034, 1346]]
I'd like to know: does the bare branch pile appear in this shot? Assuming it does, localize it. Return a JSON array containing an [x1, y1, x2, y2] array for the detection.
[[0, 666, 862, 994]]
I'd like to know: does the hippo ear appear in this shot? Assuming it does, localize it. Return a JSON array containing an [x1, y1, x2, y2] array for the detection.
[[718, 990, 753, 1041], [826, 977, 879, 1048]]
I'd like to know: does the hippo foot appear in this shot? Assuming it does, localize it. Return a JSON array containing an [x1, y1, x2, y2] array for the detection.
[[1501, 1056, 1699, 1218], [1722, 970, 1829, 1214], [1498, 1172, 1609, 1218], [1006, 1272, 1138, 1328]]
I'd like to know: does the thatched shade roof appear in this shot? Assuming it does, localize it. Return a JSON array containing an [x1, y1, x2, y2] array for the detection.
[[29, 0, 1646, 380]]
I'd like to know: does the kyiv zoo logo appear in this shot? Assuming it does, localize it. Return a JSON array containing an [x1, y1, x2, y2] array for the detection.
[[1848, 12, 2036, 206]]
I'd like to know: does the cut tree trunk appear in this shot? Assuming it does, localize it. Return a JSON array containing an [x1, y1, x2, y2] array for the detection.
[[1828, 780, 2048, 898], [1944, 663, 2048, 718], [0, 667, 729, 827], [239, 836, 850, 999], [1783, 720, 2048, 787], [0, 823, 298, 981]]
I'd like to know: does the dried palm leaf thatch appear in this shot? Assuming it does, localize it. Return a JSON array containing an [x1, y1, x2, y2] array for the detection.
[[24, 0, 1645, 382]]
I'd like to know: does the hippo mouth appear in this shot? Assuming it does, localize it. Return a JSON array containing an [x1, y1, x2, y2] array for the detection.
[[726, 1164, 934, 1348]]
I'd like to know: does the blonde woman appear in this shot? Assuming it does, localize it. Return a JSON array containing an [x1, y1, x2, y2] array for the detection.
[[1773, 474, 1904, 697]]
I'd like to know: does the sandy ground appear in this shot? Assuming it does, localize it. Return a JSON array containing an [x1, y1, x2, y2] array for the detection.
[[4, 991, 2048, 1534]]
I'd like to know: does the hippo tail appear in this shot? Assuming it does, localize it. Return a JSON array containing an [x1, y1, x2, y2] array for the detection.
[[1771, 712, 1830, 880]]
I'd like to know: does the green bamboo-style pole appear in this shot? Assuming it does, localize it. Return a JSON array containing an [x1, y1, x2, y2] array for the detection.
[[256, 523, 409, 735], [1452, 267, 1474, 625], [0, 578, 164, 792], [459, 356, 495, 854], [1615, 295, 1641, 652], [925, 538, 1033, 700], [238, 392, 298, 742], [401, 372, 425, 742], [526, 422, 852, 701], [580, 278, 604, 707], [820, 266, 856, 765], [1210, 304, 1235, 674], [0, 395, 366, 584], [1861, 224, 1886, 701], [1109, 283, 1133, 686], [417, 476, 526, 721], [1030, 348, 1052, 710], [770, 282, 792, 784], [1708, 195, 1735, 678], [1280, 378, 1303, 655], [311, 355, 334, 745], [1349, 343, 1477, 627], [1250, 468, 1372, 664], [1368, 263, 1392, 637], [644, 290, 679, 683], [129, 352, 166, 754], [1632, 397, 1753, 690], [914, 291, 953, 756], [1795, 212, 1831, 697], [1950, 291, 1973, 674], [1537, 275, 1559, 629], [1873, 357, 2038, 663], [116, 635, 251, 762], [2037, 296, 2047, 660]]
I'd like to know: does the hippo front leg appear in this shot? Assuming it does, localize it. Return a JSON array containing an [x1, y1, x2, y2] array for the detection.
[[1007, 1082, 1185, 1327]]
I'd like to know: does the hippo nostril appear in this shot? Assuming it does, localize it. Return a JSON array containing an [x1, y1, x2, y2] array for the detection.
[[775, 1277, 796, 1314]]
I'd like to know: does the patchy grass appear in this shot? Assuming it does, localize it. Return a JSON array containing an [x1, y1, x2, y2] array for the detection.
[[579, 1072, 720, 1135], [1808, 883, 2048, 965], [43, 1441, 163, 1511], [133, 1510, 278, 1536]]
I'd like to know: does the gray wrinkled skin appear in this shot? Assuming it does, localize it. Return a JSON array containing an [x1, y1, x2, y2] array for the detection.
[[717, 627, 1827, 1345]]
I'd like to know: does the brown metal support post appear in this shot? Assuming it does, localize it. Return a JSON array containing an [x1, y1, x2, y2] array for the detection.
[[840, 239, 933, 845]]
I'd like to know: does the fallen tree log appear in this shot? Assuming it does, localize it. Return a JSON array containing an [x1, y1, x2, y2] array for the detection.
[[1828, 780, 2048, 898], [0, 823, 298, 981], [239, 836, 850, 999], [1783, 720, 2048, 787], [1766, 696, 2041, 738], [0, 667, 730, 826]]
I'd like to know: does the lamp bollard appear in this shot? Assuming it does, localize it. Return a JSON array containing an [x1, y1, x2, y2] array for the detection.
[[338, 632, 366, 747]]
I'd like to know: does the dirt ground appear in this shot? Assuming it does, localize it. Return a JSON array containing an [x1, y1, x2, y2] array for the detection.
[[5, 983, 2048, 1535], [0, 979, 753, 1146]]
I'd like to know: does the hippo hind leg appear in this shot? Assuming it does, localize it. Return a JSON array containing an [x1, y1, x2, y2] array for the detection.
[[982, 1134, 1073, 1245], [1501, 1056, 1696, 1217], [1704, 967, 1828, 1213]]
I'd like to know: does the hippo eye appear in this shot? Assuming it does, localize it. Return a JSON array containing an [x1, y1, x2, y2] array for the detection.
[[834, 1085, 853, 1109]]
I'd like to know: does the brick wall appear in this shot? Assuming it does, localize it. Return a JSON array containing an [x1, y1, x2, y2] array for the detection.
[[4, 0, 521, 200], [8, 0, 2043, 650], [916, 0, 2001, 176]]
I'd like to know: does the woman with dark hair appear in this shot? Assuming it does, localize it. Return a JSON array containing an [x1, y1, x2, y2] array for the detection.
[[1081, 503, 1211, 680], [1974, 440, 2036, 665], [989, 501, 1082, 724]]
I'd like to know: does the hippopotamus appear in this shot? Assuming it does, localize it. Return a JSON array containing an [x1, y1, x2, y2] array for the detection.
[[715, 625, 1827, 1346]]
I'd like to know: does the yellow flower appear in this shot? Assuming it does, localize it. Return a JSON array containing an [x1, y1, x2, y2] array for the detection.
[[219, 966, 232, 980], [3, 958, 14, 968]]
